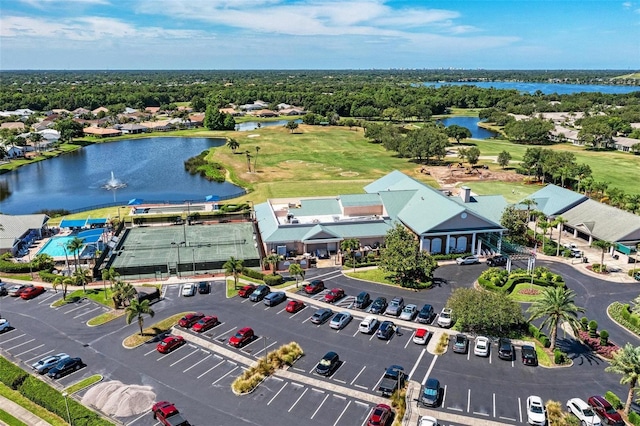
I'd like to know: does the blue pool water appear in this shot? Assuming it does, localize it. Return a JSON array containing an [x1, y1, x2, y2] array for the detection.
[[37, 231, 103, 258]]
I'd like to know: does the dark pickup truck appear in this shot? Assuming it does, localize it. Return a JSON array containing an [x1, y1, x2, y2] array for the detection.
[[152, 401, 191, 426], [377, 365, 406, 397]]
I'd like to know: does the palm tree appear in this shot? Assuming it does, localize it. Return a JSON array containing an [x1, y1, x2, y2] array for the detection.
[[592, 239, 613, 272], [527, 287, 585, 351], [223, 256, 244, 289], [263, 254, 280, 275], [58, 277, 73, 300], [52, 276, 62, 296], [112, 280, 136, 309], [101, 267, 120, 290], [66, 237, 85, 273], [521, 198, 537, 221], [125, 299, 155, 336], [72, 268, 92, 294], [288, 263, 305, 288], [341, 238, 360, 273], [253, 146, 260, 172], [538, 221, 551, 251], [531, 211, 545, 244], [226, 138, 240, 153], [553, 216, 568, 257], [245, 151, 252, 173], [605, 343, 640, 416]]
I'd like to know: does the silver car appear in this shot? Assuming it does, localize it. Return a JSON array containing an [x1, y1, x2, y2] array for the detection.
[[32, 353, 70, 374], [385, 297, 405, 316], [399, 304, 418, 321], [330, 311, 352, 330]]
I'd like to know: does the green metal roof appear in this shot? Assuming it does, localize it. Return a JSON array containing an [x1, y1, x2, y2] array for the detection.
[[364, 170, 427, 193], [290, 198, 341, 216], [340, 193, 382, 207], [451, 195, 507, 227], [561, 199, 640, 243], [521, 184, 587, 217]]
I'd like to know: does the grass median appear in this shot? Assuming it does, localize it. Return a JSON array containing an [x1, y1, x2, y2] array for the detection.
[[64, 375, 102, 395], [0, 383, 67, 426], [0, 409, 28, 426], [123, 312, 190, 348]]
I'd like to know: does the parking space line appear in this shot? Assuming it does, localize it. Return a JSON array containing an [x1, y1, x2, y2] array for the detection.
[[16, 343, 44, 357], [288, 387, 308, 412], [26, 349, 54, 363], [352, 330, 359, 337], [354, 384, 368, 390], [73, 306, 101, 319], [371, 373, 385, 392], [267, 382, 287, 406], [518, 397, 523, 423], [7, 338, 35, 351], [183, 354, 211, 372], [211, 366, 238, 386], [361, 408, 373, 426], [467, 389, 471, 413], [442, 385, 447, 407], [331, 361, 346, 378], [240, 336, 262, 351], [301, 316, 312, 324], [38, 293, 58, 304], [240, 298, 250, 304], [276, 307, 287, 315], [499, 416, 516, 421], [144, 348, 157, 356], [350, 366, 366, 385], [125, 410, 149, 426], [404, 330, 415, 349], [408, 348, 426, 381], [212, 326, 236, 341], [0, 332, 25, 344], [421, 355, 438, 385], [333, 400, 351, 426], [157, 346, 186, 361], [63, 305, 86, 314], [197, 359, 225, 379], [289, 306, 307, 319], [292, 367, 305, 373], [312, 388, 324, 393], [252, 341, 277, 357], [369, 333, 376, 341], [169, 347, 200, 366], [311, 393, 330, 420], [493, 393, 496, 418]]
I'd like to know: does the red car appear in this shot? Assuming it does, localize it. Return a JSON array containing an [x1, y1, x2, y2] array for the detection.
[[178, 312, 204, 328], [20, 286, 45, 300], [238, 284, 257, 298], [191, 316, 218, 332], [156, 336, 185, 354], [588, 395, 624, 426], [286, 300, 305, 313], [228, 327, 254, 348], [368, 404, 392, 426], [324, 288, 345, 303], [304, 280, 324, 295]]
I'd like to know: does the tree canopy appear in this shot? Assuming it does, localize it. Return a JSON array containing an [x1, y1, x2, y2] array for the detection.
[[446, 288, 525, 335]]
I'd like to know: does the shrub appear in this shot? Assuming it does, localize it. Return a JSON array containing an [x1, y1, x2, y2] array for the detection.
[[39, 270, 59, 283], [528, 323, 541, 339], [242, 267, 266, 280], [629, 411, 640, 426], [263, 274, 284, 286], [553, 349, 568, 365], [588, 320, 598, 338], [0, 357, 28, 389], [579, 331, 620, 359], [599, 330, 609, 346], [604, 391, 623, 410], [539, 334, 551, 348], [580, 317, 589, 331]]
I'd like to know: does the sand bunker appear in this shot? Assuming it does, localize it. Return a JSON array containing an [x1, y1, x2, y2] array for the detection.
[[340, 171, 359, 177], [82, 380, 156, 417], [247, 134, 260, 138]]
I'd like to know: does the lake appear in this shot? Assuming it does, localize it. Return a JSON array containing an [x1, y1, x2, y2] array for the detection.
[[235, 119, 302, 131], [0, 137, 245, 215], [438, 116, 497, 140], [422, 81, 639, 95]]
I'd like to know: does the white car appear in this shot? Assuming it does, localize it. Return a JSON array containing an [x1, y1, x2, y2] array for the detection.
[[455, 255, 480, 265], [526, 395, 547, 426], [412, 328, 431, 345], [358, 316, 379, 334], [32, 353, 70, 374], [567, 398, 601, 426], [437, 308, 453, 328], [418, 415, 438, 426], [0, 318, 10, 332], [399, 304, 418, 321], [474, 336, 490, 357], [181, 283, 196, 297]]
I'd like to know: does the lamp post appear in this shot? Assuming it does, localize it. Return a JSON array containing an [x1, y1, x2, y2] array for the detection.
[[172, 241, 185, 278], [26, 251, 33, 279], [62, 391, 72, 425], [192, 247, 196, 276]]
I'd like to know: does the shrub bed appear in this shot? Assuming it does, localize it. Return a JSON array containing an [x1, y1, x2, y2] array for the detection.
[[263, 274, 284, 286], [433, 252, 471, 261], [630, 411, 640, 426], [578, 330, 620, 359], [478, 267, 565, 296], [241, 267, 266, 281], [608, 302, 640, 336]]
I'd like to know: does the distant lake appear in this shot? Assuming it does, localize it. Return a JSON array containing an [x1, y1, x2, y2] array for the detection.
[[0, 137, 245, 215], [422, 81, 639, 95], [438, 116, 496, 140], [236, 119, 302, 131]]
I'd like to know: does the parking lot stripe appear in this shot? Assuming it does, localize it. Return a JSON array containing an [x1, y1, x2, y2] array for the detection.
[[421, 354, 438, 385], [311, 393, 330, 419], [361, 408, 373, 426], [276, 307, 287, 315], [369, 333, 376, 341], [289, 306, 307, 319], [354, 384, 368, 390], [183, 354, 211, 372], [371, 372, 385, 392], [7, 338, 35, 351], [518, 397, 523, 423], [144, 348, 157, 356], [16, 343, 44, 357], [252, 340, 277, 357], [332, 400, 351, 426], [442, 384, 447, 407], [350, 366, 366, 385], [404, 330, 415, 349], [63, 305, 86, 314], [408, 348, 426, 380], [125, 410, 149, 426], [301, 316, 312, 324], [240, 336, 262, 351], [312, 388, 324, 393], [0, 332, 25, 343], [493, 393, 496, 418], [267, 382, 288, 406], [213, 326, 236, 341], [73, 306, 101, 319], [211, 366, 238, 386], [158, 345, 186, 361], [331, 361, 346, 378], [26, 349, 54, 363], [352, 330, 359, 337], [467, 389, 471, 413], [169, 348, 200, 366], [292, 367, 306, 373], [38, 293, 57, 304], [288, 387, 308, 412], [197, 359, 225, 379]]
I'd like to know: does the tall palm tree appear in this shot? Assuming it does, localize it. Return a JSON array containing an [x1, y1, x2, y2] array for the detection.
[[253, 146, 260, 172], [538, 221, 551, 251], [592, 239, 613, 272], [101, 267, 120, 290], [341, 238, 360, 272], [245, 151, 252, 173], [125, 299, 155, 336], [605, 343, 640, 416], [553, 216, 568, 256], [531, 211, 545, 244], [527, 287, 585, 351], [112, 280, 136, 309], [226, 138, 240, 153], [66, 237, 85, 273], [288, 263, 305, 288], [72, 268, 92, 294], [263, 254, 281, 276], [223, 256, 243, 289]]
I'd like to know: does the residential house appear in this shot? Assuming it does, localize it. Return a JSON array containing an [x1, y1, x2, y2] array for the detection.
[[92, 106, 109, 116], [116, 123, 148, 134], [83, 127, 122, 137], [0, 122, 26, 131], [612, 136, 640, 152], [279, 107, 306, 116], [253, 109, 279, 118]]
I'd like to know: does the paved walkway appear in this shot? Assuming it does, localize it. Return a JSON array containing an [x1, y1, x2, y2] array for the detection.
[[0, 395, 52, 426]]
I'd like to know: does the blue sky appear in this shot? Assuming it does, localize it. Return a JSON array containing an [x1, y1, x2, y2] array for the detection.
[[1, 0, 638, 70]]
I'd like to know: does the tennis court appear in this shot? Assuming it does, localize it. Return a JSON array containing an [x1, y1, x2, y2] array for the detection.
[[108, 222, 261, 278]]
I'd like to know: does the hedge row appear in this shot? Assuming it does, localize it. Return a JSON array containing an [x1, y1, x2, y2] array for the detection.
[[528, 323, 551, 348], [609, 302, 640, 336], [433, 252, 472, 261], [0, 258, 34, 273], [241, 267, 266, 281], [0, 356, 112, 426], [478, 273, 565, 295], [630, 411, 640, 426]]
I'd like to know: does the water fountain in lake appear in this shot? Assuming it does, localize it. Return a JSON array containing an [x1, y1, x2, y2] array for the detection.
[[103, 171, 126, 190]]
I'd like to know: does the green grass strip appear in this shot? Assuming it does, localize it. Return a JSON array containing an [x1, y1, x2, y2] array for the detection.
[[123, 312, 190, 348], [0, 408, 28, 426], [87, 310, 125, 326], [64, 374, 102, 395], [0, 383, 67, 426]]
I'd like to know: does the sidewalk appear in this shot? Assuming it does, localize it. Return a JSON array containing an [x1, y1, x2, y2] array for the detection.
[[0, 394, 52, 426]]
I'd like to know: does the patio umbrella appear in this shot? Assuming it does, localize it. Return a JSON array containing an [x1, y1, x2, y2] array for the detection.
[[127, 198, 143, 205], [205, 195, 220, 202]]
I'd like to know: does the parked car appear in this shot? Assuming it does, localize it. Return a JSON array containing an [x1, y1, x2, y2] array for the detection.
[[228, 327, 254, 348], [324, 288, 345, 303], [0, 282, 6, 296], [588, 395, 624, 426], [0, 318, 10, 333], [304, 279, 325, 295], [249, 285, 270, 302], [354, 291, 371, 309], [418, 416, 439, 426], [399, 304, 418, 321], [521, 345, 538, 366], [367, 404, 392, 426], [378, 365, 406, 396], [486, 255, 508, 267], [453, 334, 469, 354], [377, 320, 395, 340], [285, 300, 305, 313], [181, 283, 196, 297], [238, 284, 257, 298], [20, 285, 45, 300], [567, 398, 602, 426], [310, 308, 333, 324], [413, 328, 431, 345], [417, 304, 435, 324], [157, 336, 185, 354], [32, 353, 70, 374], [437, 308, 453, 327], [526, 395, 547, 426], [369, 297, 388, 314], [315, 351, 340, 376], [197, 281, 210, 294], [178, 312, 205, 328], [474, 336, 490, 357], [385, 296, 404, 316], [263, 291, 286, 307], [8, 284, 28, 297], [47, 357, 83, 379], [456, 255, 480, 265], [330, 311, 352, 330], [191, 315, 218, 332], [420, 378, 441, 407], [359, 316, 379, 334], [152, 401, 191, 426], [498, 338, 514, 361]]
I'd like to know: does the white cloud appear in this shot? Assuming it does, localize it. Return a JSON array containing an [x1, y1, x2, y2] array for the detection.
[[19, 0, 111, 9]]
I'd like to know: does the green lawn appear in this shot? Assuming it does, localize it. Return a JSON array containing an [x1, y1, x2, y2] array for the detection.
[[123, 312, 188, 348], [0, 409, 28, 426], [344, 268, 395, 286], [52, 287, 115, 308], [64, 375, 102, 395], [0, 384, 67, 426], [508, 283, 546, 302]]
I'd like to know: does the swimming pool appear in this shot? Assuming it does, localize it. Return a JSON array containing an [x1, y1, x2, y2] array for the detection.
[[37, 231, 104, 258]]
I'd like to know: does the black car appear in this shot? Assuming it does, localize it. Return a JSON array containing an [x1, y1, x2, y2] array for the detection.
[[498, 338, 514, 361], [315, 351, 340, 376], [486, 255, 508, 267], [376, 321, 395, 340], [249, 284, 270, 302], [420, 378, 441, 407], [310, 308, 333, 324], [416, 304, 434, 324], [521, 345, 538, 366], [47, 357, 83, 379], [197, 281, 210, 294], [354, 291, 370, 309], [369, 297, 387, 314], [452, 334, 469, 354]]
